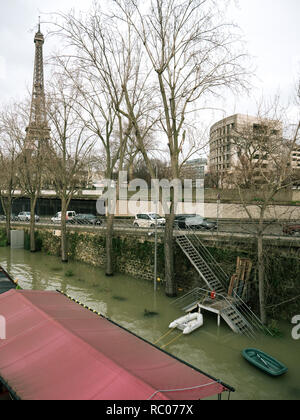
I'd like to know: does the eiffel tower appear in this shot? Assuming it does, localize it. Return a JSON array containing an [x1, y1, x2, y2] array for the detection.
[[25, 20, 50, 150]]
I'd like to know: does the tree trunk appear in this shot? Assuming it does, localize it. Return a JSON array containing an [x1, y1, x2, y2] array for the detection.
[[61, 198, 68, 263], [5, 206, 11, 246], [106, 212, 114, 276], [128, 162, 134, 181], [30, 197, 37, 253], [1, 197, 12, 246], [163, 155, 178, 297], [257, 233, 267, 325], [164, 199, 177, 297]]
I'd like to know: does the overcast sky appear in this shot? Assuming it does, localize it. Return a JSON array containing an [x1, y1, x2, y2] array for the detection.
[[0, 0, 299, 124]]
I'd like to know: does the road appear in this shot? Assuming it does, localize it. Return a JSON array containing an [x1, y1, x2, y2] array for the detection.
[[1, 217, 299, 239]]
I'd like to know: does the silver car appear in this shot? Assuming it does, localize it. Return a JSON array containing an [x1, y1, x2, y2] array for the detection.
[[17, 212, 40, 222], [133, 213, 166, 228], [51, 211, 77, 224]]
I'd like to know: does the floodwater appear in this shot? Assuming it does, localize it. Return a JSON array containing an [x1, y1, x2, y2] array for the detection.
[[0, 247, 299, 401]]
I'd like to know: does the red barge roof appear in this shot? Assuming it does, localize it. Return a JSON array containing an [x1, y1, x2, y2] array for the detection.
[[0, 289, 233, 400]]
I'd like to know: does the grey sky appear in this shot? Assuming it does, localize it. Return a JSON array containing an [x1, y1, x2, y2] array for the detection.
[[229, 0, 300, 119], [0, 0, 299, 122]]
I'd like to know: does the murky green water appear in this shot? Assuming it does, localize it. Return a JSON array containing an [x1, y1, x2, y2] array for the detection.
[[0, 247, 299, 400]]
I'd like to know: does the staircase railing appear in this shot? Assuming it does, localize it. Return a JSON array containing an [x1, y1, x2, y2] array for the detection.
[[172, 286, 256, 340], [176, 235, 224, 293], [175, 226, 273, 337], [219, 294, 256, 340], [179, 226, 228, 289], [172, 287, 208, 310], [230, 287, 273, 337]]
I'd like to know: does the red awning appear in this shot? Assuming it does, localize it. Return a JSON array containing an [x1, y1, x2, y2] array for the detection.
[[0, 290, 231, 400]]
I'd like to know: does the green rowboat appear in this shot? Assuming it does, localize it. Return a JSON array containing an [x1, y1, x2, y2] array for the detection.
[[242, 348, 288, 377]]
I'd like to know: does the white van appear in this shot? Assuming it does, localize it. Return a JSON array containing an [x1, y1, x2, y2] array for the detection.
[[133, 213, 166, 228], [51, 211, 76, 224]]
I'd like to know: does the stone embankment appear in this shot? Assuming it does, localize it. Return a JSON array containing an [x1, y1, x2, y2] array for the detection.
[[15, 226, 300, 320]]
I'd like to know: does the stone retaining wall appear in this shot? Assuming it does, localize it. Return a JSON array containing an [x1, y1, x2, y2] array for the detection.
[[10, 226, 300, 320]]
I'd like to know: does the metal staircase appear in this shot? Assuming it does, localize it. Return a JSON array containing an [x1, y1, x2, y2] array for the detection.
[[172, 287, 256, 339], [176, 235, 225, 294], [175, 228, 272, 338], [221, 304, 255, 337]]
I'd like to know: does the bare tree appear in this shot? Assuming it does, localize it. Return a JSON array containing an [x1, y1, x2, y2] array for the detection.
[[49, 7, 154, 276], [16, 99, 47, 253], [46, 73, 95, 262], [47, 0, 247, 289], [70, 76, 127, 276], [226, 96, 300, 324], [114, 0, 249, 295], [0, 103, 22, 244]]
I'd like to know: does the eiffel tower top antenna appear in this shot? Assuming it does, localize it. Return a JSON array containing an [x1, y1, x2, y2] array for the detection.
[[25, 19, 50, 150]]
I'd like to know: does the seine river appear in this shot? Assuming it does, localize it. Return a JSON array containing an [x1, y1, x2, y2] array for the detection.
[[0, 247, 299, 400]]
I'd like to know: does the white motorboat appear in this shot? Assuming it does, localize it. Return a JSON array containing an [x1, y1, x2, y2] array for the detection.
[[169, 312, 203, 335]]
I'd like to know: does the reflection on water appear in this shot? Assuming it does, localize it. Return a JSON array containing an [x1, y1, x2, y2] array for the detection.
[[0, 247, 299, 400]]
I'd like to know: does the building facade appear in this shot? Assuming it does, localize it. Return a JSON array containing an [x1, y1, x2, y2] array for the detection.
[[291, 145, 300, 170], [209, 114, 284, 188], [181, 158, 208, 182]]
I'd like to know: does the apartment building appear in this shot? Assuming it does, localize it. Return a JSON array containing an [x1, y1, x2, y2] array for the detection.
[[209, 114, 283, 187], [181, 158, 208, 181], [291, 145, 300, 170]]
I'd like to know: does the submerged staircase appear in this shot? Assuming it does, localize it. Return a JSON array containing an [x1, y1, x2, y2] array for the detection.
[[175, 228, 271, 339]]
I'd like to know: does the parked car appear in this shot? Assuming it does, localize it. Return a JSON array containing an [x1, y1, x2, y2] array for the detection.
[[71, 214, 102, 226], [133, 213, 166, 228], [283, 223, 300, 236], [17, 212, 40, 222], [10, 214, 19, 222], [51, 211, 76, 224], [1, 214, 18, 222], [176, 215, 217, 230], [174, 214, 197, 227]]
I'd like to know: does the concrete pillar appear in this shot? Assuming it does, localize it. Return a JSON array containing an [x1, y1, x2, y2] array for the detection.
[[10, 230, 24, 249]]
